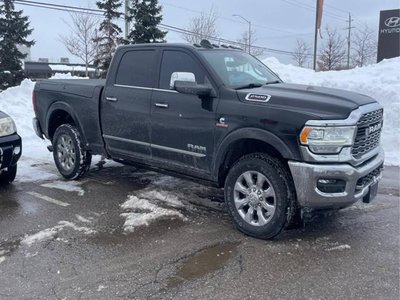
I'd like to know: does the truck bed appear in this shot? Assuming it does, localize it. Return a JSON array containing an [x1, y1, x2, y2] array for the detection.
[[38, 79, 106, 98]]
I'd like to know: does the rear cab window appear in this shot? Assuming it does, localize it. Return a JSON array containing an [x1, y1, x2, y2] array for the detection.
[[115, 50, 157, 88]]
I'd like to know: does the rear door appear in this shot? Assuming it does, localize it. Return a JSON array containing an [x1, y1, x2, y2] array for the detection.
[[150, 49, 218, 173], [101, 49, 157, 160]]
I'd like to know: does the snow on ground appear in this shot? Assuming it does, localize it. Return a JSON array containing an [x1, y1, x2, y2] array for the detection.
[[263, 57, 400, 166], [120, 194, 186, 232], [21, 220, 96, 246], [41, 180, 85, 196]]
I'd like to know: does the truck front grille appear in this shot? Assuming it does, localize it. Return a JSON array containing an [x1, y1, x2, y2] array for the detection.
[[352, 108, 383, 158], [355, 164, 383, 192]]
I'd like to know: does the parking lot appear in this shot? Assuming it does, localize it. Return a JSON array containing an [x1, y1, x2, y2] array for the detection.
[[0, 161, 399, 299]]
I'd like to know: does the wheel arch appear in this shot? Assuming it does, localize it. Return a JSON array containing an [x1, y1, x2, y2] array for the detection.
[[213, 128, 297, 187], [46, 102, 86, 145]]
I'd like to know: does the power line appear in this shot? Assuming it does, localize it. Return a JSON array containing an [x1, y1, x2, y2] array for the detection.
[[280, 0, 347, 22], [12, 0, 315, 58]]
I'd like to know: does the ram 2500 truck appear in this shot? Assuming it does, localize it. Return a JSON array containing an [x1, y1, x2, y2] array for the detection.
[[32, 42, 384, 239]]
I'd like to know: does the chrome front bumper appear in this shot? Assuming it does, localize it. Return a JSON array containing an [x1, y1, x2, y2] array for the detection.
[[288, 148, 384, 209]]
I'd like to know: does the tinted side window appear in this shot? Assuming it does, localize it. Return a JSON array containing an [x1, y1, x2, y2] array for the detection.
[[159, 50, 206, 89], [115, 50, 156, 87]]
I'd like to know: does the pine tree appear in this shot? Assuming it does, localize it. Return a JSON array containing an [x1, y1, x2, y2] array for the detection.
[[0, 0, 34, 90], [127, 0, 167, 44], [94, 0, 122, 77]]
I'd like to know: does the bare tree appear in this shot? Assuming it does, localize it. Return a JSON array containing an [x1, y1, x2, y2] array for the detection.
[[236, 29, 265, 57], [60, 12, 100, 76], [181, 7, 219, 44], [317, 27, 346, 71], [292, 39, 311, 67], [351, 24, 377, 67]]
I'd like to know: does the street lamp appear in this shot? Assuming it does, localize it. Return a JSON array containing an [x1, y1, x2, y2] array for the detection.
[[233, 14, 251, 54]]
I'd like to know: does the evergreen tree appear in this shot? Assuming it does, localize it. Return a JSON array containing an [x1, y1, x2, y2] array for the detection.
[[94, 0, 122, 77], [0, 0, 34, 90], [127, 0, 167, 44]]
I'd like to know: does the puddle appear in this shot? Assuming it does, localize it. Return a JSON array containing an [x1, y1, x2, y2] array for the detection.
[[167, 242, 240, 288]]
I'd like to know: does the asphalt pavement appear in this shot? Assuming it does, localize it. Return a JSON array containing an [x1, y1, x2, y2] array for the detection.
[[0, 162, 399, 300]]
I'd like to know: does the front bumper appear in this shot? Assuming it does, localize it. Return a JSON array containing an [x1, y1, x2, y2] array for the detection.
[[288, 148, 384, 209], [0, 133, 22, 171]]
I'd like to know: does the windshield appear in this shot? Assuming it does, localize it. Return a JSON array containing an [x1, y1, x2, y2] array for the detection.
[[200, 50, 281, 89]]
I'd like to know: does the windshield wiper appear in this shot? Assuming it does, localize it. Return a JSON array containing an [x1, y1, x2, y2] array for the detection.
[[265, 80, 281, 85], [234, 83, 263, 90]]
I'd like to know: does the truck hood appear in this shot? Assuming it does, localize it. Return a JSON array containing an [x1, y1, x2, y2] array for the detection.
[[236, 83, 376, 119]]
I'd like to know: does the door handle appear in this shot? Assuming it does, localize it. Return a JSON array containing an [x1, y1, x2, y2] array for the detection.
[[106, 96, 117, 102], [154, 103, 169, 108]]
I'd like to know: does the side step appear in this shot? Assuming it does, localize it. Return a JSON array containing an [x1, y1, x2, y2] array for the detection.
[[47, 145, 53, 152]]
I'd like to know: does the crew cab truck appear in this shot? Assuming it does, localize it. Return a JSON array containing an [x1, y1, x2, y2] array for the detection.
[[32, 42, 384, 239]]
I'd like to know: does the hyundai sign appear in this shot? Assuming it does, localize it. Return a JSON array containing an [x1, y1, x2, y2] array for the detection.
[[377, 9, 400, 62]]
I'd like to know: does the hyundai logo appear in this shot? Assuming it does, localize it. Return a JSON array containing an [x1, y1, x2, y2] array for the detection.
[[384, 16, 400, 28]]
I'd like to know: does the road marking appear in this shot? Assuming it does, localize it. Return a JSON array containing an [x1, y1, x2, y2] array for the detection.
[[27, 192, 70, 207]]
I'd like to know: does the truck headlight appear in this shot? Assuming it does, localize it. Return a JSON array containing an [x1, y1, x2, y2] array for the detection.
[[0, 117, 17, 137], [300, 126, 356, 154]]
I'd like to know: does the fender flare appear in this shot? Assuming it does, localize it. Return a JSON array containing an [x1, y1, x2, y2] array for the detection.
[[212, 127, 298, 177], [46, 101, 87, 145]]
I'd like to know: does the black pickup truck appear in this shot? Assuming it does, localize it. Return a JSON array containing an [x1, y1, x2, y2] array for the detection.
[[32, 42, 384, 239]]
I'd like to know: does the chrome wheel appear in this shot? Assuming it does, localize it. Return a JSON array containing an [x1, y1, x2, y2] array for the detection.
[[56, 134, 76, 172], [234, 171, 276, 226]]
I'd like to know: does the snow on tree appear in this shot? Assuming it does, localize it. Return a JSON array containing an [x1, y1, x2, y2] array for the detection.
[[127, 0, 167, 44], [93, 0, 123, 77], [0, 0, 34, 90]]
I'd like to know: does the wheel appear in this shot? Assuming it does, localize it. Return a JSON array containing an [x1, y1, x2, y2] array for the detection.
[[52, 124, 92, 180], [224, 153, 295, 239], [0, 164, 17, 185]]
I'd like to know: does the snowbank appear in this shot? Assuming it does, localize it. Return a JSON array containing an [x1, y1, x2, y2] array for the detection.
[[263, 57, 400, 166]]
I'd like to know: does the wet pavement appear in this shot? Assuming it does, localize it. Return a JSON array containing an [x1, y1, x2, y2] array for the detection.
[[0, 162, 399, 299]]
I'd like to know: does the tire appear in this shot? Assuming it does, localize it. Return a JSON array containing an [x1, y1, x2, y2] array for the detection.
[[224, 153, 296, 239], [0, 164, 17, 185], [52, 124, 92, 180]]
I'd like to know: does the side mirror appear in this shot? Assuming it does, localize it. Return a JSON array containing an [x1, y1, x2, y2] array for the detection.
[[170, 72, 196, 89], [174, 80, 214, 98]]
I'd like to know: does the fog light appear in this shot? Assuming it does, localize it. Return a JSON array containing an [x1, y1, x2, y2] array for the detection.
[[13, 146, 21, 155], [317, 179, 346, 193]]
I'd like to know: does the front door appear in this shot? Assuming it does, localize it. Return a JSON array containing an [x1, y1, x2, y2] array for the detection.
[[150, 49, 218, 173], [101, 49, 157, 160]]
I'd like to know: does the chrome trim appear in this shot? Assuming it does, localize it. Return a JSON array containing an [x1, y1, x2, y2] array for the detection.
[[106, 96, 117, 102], [288, 148, 384, 209], [103, 135, 150, 147], [301, 102, 384, 166], [102, 135, 206, 158], [151, 144, 206, 157], [300, 145, 382, 167], [244, 93, 271, 102], [305, 102, 383, 127], [154, 103, 169, 108], [114, 84, 178, 93]]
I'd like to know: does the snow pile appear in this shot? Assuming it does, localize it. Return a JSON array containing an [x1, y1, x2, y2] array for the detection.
[[263, 57, 400, 166], [0, 73, 88, 182], [120, 193, 186, 232]]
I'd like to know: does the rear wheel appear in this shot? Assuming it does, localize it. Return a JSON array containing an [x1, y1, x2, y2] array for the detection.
[[52, 124, 91, 180], [224, 153, 295, 239], [0, 164, 17, 185]]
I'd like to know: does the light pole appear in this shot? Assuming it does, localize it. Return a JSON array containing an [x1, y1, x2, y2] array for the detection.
[[233, 14, 251, 54]]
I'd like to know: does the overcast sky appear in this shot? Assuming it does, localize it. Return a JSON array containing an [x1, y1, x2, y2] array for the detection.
[[15, 0, 400, 65]]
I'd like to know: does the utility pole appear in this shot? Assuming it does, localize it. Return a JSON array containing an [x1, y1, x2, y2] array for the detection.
[[233, 14, 251, 54], [346, 13, 355, 69], [125, 0, 130, 39], [313, 0, 320, 70]]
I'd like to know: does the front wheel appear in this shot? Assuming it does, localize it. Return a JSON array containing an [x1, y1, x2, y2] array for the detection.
[[224, 153, 294, 239], [52, 124, 92, 180], [0, 164, 17, 185]]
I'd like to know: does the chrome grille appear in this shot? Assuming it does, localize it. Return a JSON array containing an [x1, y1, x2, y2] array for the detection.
[[352, 108, 383, 158]]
